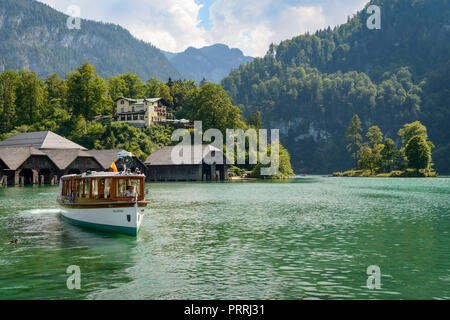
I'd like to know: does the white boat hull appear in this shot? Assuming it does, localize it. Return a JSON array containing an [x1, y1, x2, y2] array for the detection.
[[59, 204, 145, 236]]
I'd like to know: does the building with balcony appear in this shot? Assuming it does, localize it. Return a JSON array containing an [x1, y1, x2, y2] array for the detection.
[[115, 97, 172, 128]]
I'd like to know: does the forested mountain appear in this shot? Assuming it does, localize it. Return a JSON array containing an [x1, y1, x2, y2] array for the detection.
[[0, 0, 181, 81], [164, 44, 254, 84], [222, 0, 450, 173]]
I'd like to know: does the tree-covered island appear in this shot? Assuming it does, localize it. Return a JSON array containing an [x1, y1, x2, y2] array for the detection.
[[333, 115, 437, 177]]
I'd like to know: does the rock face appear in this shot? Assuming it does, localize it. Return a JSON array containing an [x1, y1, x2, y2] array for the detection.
[[0, 0, 180, 80], [165, 44, 254, 84]]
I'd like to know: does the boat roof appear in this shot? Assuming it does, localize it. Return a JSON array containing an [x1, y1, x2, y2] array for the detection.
[[61, 171, 145, 179]]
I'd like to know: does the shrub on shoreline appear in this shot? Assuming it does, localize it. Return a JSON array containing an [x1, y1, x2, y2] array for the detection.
[[333, 169, 438, 178]]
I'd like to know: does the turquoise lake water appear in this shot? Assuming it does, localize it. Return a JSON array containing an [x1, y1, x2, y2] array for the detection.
[[0, 176, 449, 300]]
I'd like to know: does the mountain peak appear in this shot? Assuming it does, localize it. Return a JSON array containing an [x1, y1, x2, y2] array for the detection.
[[167, 44, 253, 83]]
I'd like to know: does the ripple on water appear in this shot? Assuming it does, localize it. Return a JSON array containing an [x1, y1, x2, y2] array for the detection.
[[0, 178, 449, 299]]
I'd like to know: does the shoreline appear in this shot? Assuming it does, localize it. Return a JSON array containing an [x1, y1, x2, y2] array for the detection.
[[332, 169, 438, 178]]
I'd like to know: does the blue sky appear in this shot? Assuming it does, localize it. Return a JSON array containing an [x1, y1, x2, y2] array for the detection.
[[196, 0, 213, 30], [39, 0, 369, 57]]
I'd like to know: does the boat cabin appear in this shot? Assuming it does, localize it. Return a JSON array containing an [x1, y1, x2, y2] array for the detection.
[[59, 172, 145, 203]]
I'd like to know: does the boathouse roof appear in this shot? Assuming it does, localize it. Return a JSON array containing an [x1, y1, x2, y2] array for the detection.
[[0, 131, 87, 150], [0, 147, 47, 170], [42, 149, 99, 170], [144, 145, 222, 166]]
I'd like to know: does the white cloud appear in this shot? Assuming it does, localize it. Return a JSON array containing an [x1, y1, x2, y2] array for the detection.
[[207, 0, 327, 56], [38, 0, 368, 57], [39, 0, 207, 52], [121, 1, 208, 52]]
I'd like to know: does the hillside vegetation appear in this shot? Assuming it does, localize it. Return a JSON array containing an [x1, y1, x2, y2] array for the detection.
[[222, 0, 450, 173], [0, 64, 294, 178], [0, 0, 180, 81]]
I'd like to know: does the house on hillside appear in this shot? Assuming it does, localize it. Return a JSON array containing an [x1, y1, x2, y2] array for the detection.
[[115, 97, 173, 128], [145, 145, 228, 181]]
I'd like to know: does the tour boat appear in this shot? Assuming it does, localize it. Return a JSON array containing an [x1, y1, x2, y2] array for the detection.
[[57, 170, 148, 236]]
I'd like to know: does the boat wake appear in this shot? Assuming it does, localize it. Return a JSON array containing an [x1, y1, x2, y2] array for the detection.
[[23, 208, 62, 215]]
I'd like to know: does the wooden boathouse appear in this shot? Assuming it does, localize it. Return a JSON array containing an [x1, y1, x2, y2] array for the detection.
[[0, 131, 230, 186], [145, 145, 228, 181], [0, 131, 102, 186]]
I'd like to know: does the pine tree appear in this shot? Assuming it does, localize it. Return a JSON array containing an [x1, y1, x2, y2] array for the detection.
[[346, 114, 362, 167]]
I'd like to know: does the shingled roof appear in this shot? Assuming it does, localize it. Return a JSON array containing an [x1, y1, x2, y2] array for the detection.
[[144, 145, 222, 166], [42, 149, 98, 170], [115, 97, 164, 104], [0, 147, 48, 170], [88, 149, 145, 170], [0, 131, 87, 150]]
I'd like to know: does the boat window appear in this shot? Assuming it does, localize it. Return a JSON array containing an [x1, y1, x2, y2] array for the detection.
[[75, 180, 80, 198], [129, 179, 141, 197], [82, 179, 89, 197], [91, 179, 99, 199], [116, 178, 141, 198], [104, 178, 111, 199], [116, 179, 127, 197]]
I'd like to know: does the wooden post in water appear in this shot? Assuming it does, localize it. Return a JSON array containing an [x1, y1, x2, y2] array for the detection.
[[210, 165, 216, 181], [15, 171, 20, 186], [33, 170, 38, 185], [40, 175, 45, 185], [20, 176, 25, 186]]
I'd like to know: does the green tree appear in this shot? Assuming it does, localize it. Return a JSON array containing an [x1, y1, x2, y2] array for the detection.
[[185, 83, 246, 134], [247, 109, 263, 129], [145, 78, 160, 98], [358, 142, 383, 175], [405, 135, 431, 172], [251, 142, 294, 179], [398, 121, 434, 151], [44, 73, 67, 105], [0, 71, 19, 133], [15, 70, 46, 125], [366, 125, 383, 148], [107, 76, 127, 102], [169, 79, 196, 113], [112, 73, 146, 99], [66, 63, 109, 120], [346, 114, 363, 167], [157, 83, 173, 107], [380, 138, 399, 172]]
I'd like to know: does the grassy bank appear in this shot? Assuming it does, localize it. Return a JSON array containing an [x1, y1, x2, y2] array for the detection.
[[332, 169, 438, 178]]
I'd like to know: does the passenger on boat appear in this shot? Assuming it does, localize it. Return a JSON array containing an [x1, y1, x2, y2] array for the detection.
[[119, 185, 136, 197]]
